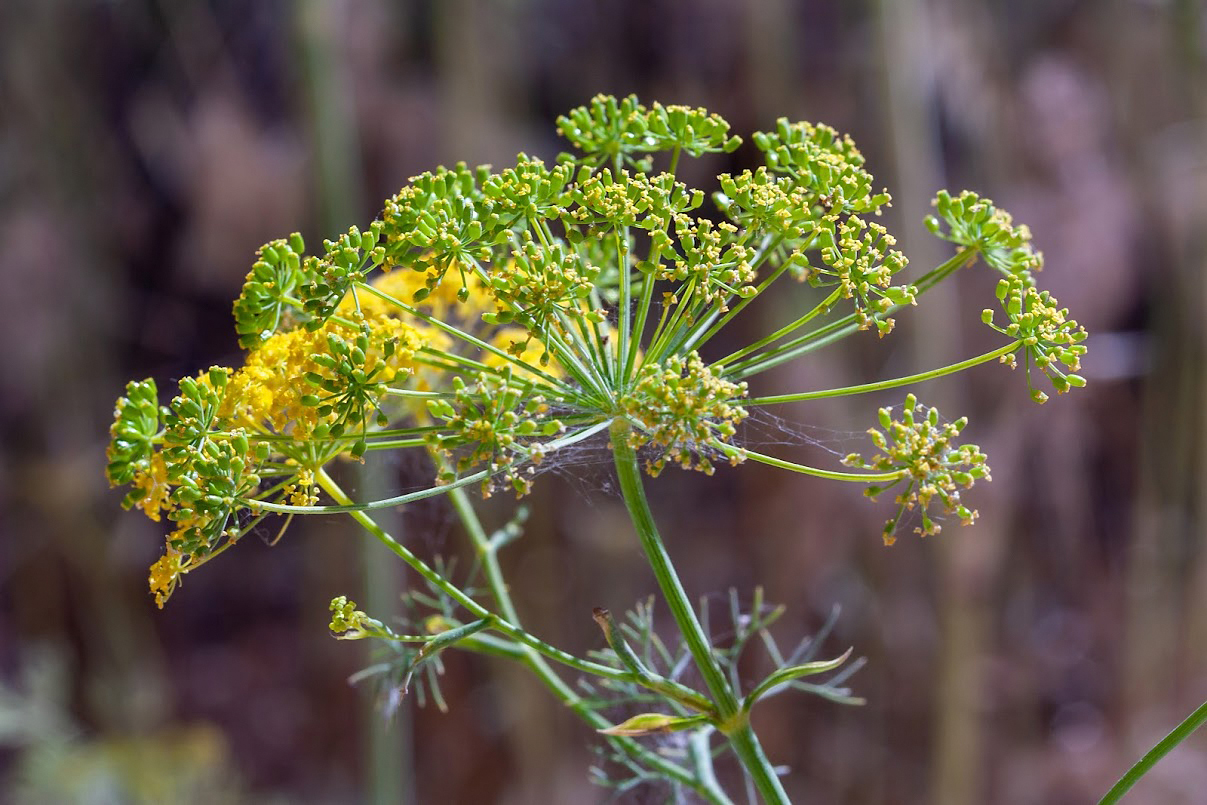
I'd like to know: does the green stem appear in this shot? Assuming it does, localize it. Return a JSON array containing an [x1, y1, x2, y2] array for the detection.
[[684, 234, 790, 355], [537, 323, 615, 399], [252, 420, 612, 515], [727, 313, 862, 379], [360, 438, 429, 451], [314, 468, 626, 683], [354, 281, 577, 396], [647, 275, 703, 363], [713, 441, 904, 483], [717, 287, 843, 368], [256, 467, 492, 514], [591, 607, 716, 713], [610, 419, 789, 804], [625, 244, 662, 381], [1099, 699, 1207, 805], [727, 249, 979, 380], [617, 230, 632, 386], [556, 295, 609, 386], [913, 248, 979, 294], [745, 341, 1022, 405], [446, 482, 522, 622], [383, 388, 450, 399], [444, 467, 727, 802], [448, 480, 711, 713]]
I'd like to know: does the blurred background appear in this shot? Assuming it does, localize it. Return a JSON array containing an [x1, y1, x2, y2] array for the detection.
[[1, 0, 1205, 802]]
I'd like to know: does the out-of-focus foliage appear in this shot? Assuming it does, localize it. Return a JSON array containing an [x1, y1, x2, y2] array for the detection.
[[0, 651, 250, 805]]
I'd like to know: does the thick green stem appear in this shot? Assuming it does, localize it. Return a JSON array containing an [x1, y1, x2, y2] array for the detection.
[[610, 419, 790, 804], [1099, 699, 1207, 805], [444, 473, 727, 801]]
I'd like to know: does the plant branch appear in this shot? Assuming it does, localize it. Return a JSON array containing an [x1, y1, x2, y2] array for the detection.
[[1099, 699, 1207, 805], [745, 341, 1021, 405], [442, 463, 726, 800], [711, 441, 905, 483], [610, 419, 789, 804]]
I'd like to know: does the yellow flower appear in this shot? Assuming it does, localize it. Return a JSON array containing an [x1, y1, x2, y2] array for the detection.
[[148, 548, 189, 609], [219, 318, 425, 437], [349, 262, 498, 326], [131, 453, 172, 521], [484, 327, 557, 379], [284, 468, 319, 507]]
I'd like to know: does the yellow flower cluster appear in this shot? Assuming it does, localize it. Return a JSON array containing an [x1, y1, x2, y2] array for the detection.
[[148, 550, 190, 608], [843, 394, 990, 543], [360, 261, 557, 383], [130, 453, 171, 521], [218, 317, 423, 437], [283, 467, 319, 508], [353, 263, 493, 325], [130, 256, 569, 608]]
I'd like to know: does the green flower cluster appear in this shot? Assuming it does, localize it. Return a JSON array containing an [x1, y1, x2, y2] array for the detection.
[[107, 93, 1093, 805], [620, 352, 748, 476], [984, 275, 1088, 402], [329, 596, 393, 640], [425, 371, 565, 497], [814, 215, 914, 336], [843, 394, 991, 542], [556, 94, 741, 170], [926, 189, 1043, 279]]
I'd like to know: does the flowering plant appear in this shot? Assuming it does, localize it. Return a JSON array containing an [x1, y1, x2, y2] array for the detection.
[[107, 95, 1086, 802]]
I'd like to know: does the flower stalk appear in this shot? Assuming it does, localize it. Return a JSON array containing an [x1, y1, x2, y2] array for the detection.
[[610, 417, 790, 804]]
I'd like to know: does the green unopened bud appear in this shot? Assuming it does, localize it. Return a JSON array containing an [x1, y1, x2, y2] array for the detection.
[[327, 334, 349, 357]]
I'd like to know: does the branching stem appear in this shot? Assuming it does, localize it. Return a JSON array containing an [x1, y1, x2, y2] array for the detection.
[[610, 419, 789, 804]]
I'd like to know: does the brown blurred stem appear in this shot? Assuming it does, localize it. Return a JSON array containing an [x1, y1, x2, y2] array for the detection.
[[874, 1, 996, 803], [294, 3, 409, 803]]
